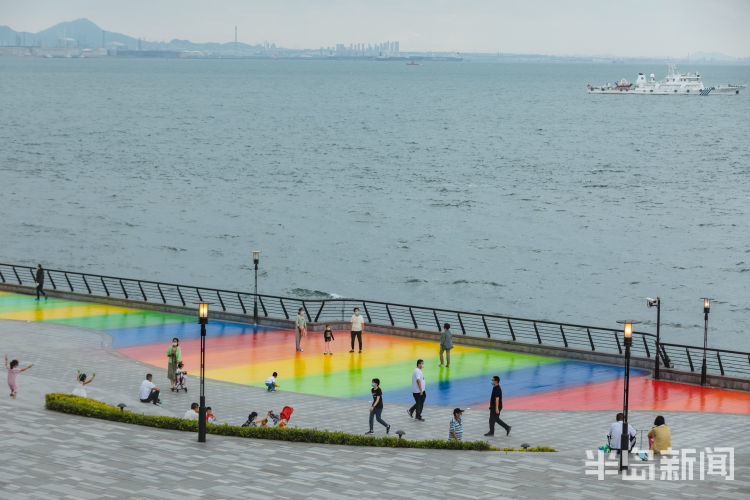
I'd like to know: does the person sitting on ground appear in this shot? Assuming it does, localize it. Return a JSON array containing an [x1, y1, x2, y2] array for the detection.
[[265, 372, 280, 392], [73, 370, 95, 398], [607, 412, 636, 451], [183, 402, 200, 420], [648, 415, 672, 455], [206, 406, 217, 424], [139, 373, 161, 405], [242, 411, 271, 428]]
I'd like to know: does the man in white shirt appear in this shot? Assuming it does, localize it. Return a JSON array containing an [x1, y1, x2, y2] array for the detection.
[[184, 402, 200, 420], [139, 373, 161, 405], [349, 307, 365, 353], [607, 413, 636, 451], [407, 359, 426, 421]]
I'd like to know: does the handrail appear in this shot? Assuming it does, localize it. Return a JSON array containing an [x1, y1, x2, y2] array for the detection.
[[1, 262, 747, 380]]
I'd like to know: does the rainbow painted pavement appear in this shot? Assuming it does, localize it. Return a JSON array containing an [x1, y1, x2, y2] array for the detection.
[[1, 291, 748, 413]]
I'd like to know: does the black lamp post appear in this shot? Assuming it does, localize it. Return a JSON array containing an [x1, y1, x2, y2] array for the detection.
[[701, 298, 710, 386], [647, 297, 661, 379], [617, 320, 636, 472], [253, 250, 260, 324], [198, 302, 208, 443]]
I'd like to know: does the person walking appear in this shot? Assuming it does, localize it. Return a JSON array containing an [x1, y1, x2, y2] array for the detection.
[[295, 308, 307, 352], [439, 322, 453, 367], [365, 378, 390, 435], [449, 408, 464, 442], [34, 264, 47, 300], [349, 307, 365, 353], [485, 375, 511, 437], [167, 338, 181, 391], [407, 359, 426, 421]]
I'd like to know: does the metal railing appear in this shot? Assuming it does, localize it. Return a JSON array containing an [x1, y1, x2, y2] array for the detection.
[[1, 262, 748, 380]]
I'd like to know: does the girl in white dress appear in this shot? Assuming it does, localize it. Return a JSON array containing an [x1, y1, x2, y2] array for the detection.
[[73, 370, 95, 397]]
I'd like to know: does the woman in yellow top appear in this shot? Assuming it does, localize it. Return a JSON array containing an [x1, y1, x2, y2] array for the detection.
[[648, 415, 672, 455]]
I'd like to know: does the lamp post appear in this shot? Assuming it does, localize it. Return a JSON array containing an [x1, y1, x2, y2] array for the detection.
[[617, 320, 637, 472], [701, 298, 710, 386], [252, 250, 260, 324], [198, 302, 208, 443], [647, 297, 661, 379]]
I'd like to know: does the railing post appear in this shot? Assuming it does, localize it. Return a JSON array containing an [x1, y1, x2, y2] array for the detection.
[[315, 301, 325, 322], [302, 301, 311, 322], [101, 277, 110, 296], [0, 269, 5, 283], [642, 335, 650, 358], [175, 286, 184, 305], [507, 319, 516, 341], [237, 293, 247, 314], [716, 352, 725, 376], [81, 275, 92, 294], [280, 299, 288, 319], [28, 267, 36, 282], [138, 281, 147, 301], [362, 302, 372, 323], [686, 348, 694, 372], [216, 290, 225, 311], [433, 310, 441, 332], [559, 325, 568, 348], [409, 307, 417, 329], [13, 266, 21, 284], [614, 332, 622, 354], [120, 279, 128, 299], [259, 296, 267, 316], [533, 322, 542, 344], [196, 289, 203, 302], [47, 271, 56, 290], [385, 304, 394, 326], [157, 284, 166, 303], [457, 313, 466, 335], [481, 315, 490, 338], [587, 328, 595, 351], [64, 273, 73, 291]]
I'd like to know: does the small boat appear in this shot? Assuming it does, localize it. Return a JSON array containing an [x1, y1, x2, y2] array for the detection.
[[615, 79, 632, 88], [406, 60, 420, 66]]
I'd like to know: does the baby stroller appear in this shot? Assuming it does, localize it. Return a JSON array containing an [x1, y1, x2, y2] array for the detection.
[[174, 369, 188, 392], [278, 406, 294, 428]]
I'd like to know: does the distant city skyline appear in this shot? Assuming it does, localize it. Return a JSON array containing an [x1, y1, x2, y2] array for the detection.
[[3, 0, 750, 58]]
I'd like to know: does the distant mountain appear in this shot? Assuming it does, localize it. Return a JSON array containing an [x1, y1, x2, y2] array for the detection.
[[0, 18, 139, 49]]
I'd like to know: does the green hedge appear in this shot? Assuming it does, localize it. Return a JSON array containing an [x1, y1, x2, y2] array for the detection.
[[45, 394, 491, 451]]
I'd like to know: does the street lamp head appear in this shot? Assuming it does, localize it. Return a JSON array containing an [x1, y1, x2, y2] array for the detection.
[[253, 250, 260, 265], [703, 298, 711, 314], [199, 303, 209, 324], [623, 322, 633, 339]]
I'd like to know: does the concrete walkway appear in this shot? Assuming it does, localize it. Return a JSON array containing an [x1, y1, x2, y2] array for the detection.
[[1, 319, 748, 498]]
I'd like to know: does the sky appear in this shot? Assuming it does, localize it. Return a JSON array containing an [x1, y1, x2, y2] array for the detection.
[[2, 0, 749, 57]]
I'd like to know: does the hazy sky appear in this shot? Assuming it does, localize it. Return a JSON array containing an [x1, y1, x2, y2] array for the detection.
[[3, 0, 749, 57]]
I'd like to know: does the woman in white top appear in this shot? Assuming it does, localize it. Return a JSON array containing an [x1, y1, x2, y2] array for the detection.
[[73, 370, 95, 398]]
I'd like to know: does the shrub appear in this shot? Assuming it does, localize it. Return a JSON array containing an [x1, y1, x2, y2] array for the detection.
[[45, 394, 492, 451], [494, 447, 558, 452]]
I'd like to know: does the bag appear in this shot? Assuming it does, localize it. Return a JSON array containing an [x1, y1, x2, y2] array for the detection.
[[280, 406, 294, 421]]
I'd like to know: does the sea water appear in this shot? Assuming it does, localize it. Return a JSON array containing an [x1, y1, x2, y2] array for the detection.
[[1, 58, 748, 349]]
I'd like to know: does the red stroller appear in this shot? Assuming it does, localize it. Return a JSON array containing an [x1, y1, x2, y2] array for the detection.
[[278, 406, 294, 427]]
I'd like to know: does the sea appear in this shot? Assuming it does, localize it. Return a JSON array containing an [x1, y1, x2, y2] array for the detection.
[[1, 58, 748, 350]]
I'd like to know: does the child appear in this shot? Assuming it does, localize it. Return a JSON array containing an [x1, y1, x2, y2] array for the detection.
[[174, 362, 187, 391], [73, 370, 95, 398], [206, 406, 216, 424], [265, 372, 279, 392], [323, 324, 335, 355], [5, 355, 32, 399]]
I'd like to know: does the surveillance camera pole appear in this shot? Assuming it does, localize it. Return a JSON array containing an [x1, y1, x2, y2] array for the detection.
[[654, 297, 661, 380]]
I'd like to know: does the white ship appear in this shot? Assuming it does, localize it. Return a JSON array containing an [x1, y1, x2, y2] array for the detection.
[[587, 64, 745, 95]]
